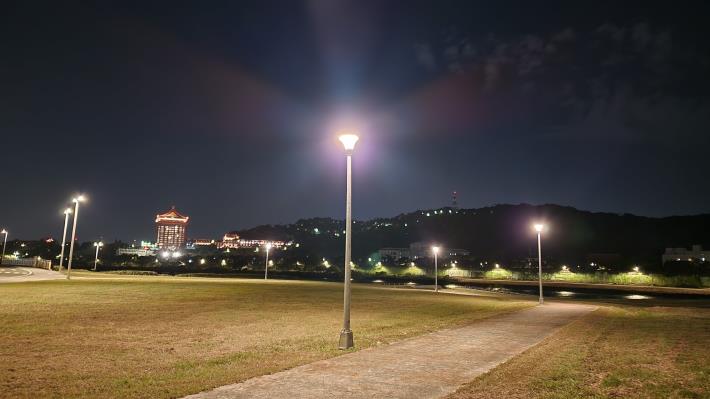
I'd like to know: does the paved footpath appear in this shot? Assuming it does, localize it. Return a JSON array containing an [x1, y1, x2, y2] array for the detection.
[[0, 266, 65, 283], [184, 302, 596, 399]]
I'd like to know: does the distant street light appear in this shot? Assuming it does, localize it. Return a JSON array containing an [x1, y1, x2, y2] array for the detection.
[[264, 242, 272, 280], [431, 246, 440, 293], [66, 195, 85, 280], [58, 208, 72, 271], [93, 241, 103, 271], [533, 223, 545, 305], [338, 132, 358, 350], [0, 229, 7, 266]]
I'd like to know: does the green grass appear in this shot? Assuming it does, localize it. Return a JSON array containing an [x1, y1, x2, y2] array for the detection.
[[447, 305, 710, 399], [0, 275, 530, 398]]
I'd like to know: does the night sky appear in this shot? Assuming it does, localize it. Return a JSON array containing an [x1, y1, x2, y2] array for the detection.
[[2, 1, 709, 241]]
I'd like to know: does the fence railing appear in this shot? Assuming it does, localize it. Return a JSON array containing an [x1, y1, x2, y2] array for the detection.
[[1, 257, 52, 269]]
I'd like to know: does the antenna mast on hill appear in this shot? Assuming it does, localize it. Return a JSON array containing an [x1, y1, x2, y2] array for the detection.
[[452, 191, 459, 210]]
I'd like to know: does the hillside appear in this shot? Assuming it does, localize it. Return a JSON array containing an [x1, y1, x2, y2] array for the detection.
[[234, 204, 710, 268]]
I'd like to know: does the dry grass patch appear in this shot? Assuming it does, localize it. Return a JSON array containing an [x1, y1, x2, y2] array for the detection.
[[447, 305, 710, 399], [0, 277, 530, 398]]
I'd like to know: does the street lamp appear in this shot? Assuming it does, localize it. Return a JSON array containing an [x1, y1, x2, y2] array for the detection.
[[533, 223, 545, 305], [338, 132, 358, 350], [431, 246, 440, 293], [93, 241, 103, 271], [66, 195, 85, 280], [0, 229, 7, 266], [264, 242, 272, 280], [58, 208, 72, 271]]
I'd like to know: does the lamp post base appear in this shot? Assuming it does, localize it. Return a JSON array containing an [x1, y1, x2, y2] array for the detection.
[[338, 329, 354, 350]]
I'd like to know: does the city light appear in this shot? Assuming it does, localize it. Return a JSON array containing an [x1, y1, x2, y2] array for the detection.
[[431, 246, 440, 293], [338, 131, 358, 350], [338, 133, 359, 151], [264, 243, 272, 280], [633, 266, 640, 273], [93, 241, 103, 271], [66, 194, 86, 280], [532, 222, 545, 305], [0, 229, 7, 266]]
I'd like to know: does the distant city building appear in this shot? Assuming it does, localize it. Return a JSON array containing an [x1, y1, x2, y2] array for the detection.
[[116, 248, 155, 257], [219, 232, 241, 248], [192, 239, 216, 246], [379, 247, 410, 260], [662, 245, 708, 264], [217, 232, 287, 249], [409, 242, 470, 259], [155, 206, 189, 250], [117, 241, 157, 257], [379, 242, 470, 260]]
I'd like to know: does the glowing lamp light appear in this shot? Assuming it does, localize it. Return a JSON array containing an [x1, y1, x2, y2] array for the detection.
[[1, 229, 6, 234], [200, 258, 206, 265], [633, 266, 640, 273], [431, 246, 440, 254], [266, 243, 272, 250], [64, 208, 72, 215], [161, 251, 170, 259], [338, 134, 359, 151], [534, 223, 545, 233], [495, 263, 500, 269], [73, 195, 85, 203]]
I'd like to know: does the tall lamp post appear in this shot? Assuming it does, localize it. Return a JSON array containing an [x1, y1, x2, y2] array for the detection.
[[0, 229, 7, 266], [93, 241, 103, 271], [338, 133, 358, 350], [66, 195, 85, 280], [264, 242, 272, 280], [432, 246, 440, 293], [58, 208, 72, 271], [533, 223, 545, 305]]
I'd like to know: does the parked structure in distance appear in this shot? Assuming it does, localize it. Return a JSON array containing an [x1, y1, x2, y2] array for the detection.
[[379, 242, 470, 261], [662, 245, 707, 264]]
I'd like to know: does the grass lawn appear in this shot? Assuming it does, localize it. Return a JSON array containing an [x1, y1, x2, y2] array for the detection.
[[447, 305, 710, 399], [0, 275, 531, 398]]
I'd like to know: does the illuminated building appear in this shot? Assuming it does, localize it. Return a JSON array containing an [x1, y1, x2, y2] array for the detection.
[[217, 232, 287, 249], [155, 206, 189, 250]]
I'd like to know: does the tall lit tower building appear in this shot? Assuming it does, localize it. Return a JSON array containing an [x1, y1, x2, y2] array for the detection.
[[155, 206, 189, 250]]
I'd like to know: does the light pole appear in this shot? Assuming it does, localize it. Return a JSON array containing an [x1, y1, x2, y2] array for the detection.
[[432, 246, 440, 292], [264, 242, 272, 280], [93, 241, 103, 271], [338, 133, 358, 350], [58, 208, 72, 271], [66, 195, 85, 280], [0, 229, 7, 266], [534, 223, 545, 305]]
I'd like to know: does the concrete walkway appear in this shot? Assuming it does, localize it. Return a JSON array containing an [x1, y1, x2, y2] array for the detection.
[[0, 266, 65, 283], [184, 302, 596, 399]]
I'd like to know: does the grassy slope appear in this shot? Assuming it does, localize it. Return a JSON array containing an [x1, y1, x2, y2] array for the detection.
[[447, 305, 710, 399], [0, 276, 530, 398]]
